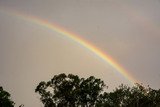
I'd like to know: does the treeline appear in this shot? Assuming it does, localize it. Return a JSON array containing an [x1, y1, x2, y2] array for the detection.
[[1, 73, 160, 107]]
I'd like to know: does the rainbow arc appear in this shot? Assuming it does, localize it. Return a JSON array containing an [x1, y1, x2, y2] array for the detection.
[[0, 8, 137, 84]]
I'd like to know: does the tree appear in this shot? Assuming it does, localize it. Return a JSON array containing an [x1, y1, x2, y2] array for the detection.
[[97, 83, 160, 107], [35, 73, 160, 107], [0, 86, 14, 107], [35, 73, 105, 107]]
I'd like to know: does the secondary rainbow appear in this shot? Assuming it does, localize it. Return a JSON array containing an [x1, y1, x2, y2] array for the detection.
[[0, 9, 137, 84]]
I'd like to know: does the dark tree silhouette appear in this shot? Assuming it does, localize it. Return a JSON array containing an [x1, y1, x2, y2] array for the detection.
[[35, 73, 160, 107], [2, 73, 160, 107], [35, 73, 105, 107], [0, 86, 14, 107], [97, 83, 160, 107]]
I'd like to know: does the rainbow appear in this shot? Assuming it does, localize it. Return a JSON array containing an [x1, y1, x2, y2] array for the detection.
[[0, 8, 137, 84]]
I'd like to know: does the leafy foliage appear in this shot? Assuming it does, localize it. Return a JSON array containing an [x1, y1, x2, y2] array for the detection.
[[97, 83, 160, 107], [0, 86, 14, 107], [2, 73, 160, 107], [35, 73, 105, 107], [36, 73, 160, 107]]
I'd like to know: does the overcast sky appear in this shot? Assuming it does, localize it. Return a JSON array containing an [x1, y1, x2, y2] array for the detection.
[[0, 0, 160, 106]]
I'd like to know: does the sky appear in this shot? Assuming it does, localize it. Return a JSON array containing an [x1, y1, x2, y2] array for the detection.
[[0, 0, 160, 106]]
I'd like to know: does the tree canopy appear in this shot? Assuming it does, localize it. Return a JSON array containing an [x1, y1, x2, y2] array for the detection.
[[35, 73, 105, 107], [2, 73, 160, 107], [97, 83, 160, 107], [0, 86, 14, 107], [35, 73, 160, 107]]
